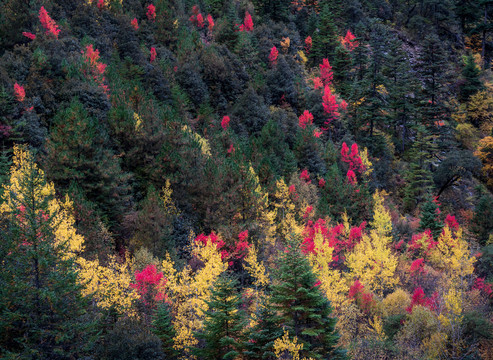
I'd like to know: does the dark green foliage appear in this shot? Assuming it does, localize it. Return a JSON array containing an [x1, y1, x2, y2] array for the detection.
[[266, 55, 298, 107], [0, 148, 95, 359], [433, 150, 481, 197], [126, 185, 176, 258], [460, 54, 484, 102], [244, 303, 283, 360], [476, 244, 493, 279], [383, 314, 406, 341], [309, 4, 339, 64], [98, 317, 165, 360], [194, 275, 247, 360], [44, 99, 131, 228], [472, 195, 493, 245], [402, 162, 434, 213], [152, 302, 179, 359], [231, 87, 269, 136], [419, 196, 443, 239], [270, 237, 346, 360], [462, 312, 493, 343]]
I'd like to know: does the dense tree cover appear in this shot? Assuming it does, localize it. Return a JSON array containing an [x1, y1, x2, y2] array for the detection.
[[0, 0, 492, 359]]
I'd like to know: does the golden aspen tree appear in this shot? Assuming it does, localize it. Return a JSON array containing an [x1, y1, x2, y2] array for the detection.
[[347, 191, 398, 295], [161, 235, 227, 358], [428, 225, 475, 284], [0, 145, 84, 259], [272, 178, 303, 240], [305, 228, 349, 309]]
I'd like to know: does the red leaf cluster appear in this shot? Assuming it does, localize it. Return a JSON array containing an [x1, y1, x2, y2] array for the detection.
[[407, 230, 437, 257], [298, 110, 314, 129], [150, 47, 157, 63], [318, 178, 326, 188], [444, 214, 459, 231], [340, 30, 359, 51], [131, 18, 139, 30], [348, 280, 375, 313], [346, 170, 357, 185], [97, 0, 105, 9], [312, 77, 323, 90], [304, 36, 312, 53], [81, 44, 110, 96], [300, 169, 311, 183], [221, 115, 230, 130], [39, 6, 61, 38], [409, 258, 426, 275], [340, 142, 365, 174], [238, 11, 253, 32], [406, 287, 438, 313], [301, 219, 366, 265], [207, 14, 214, 31], [22, 32, 36, 40], [147, 4, 156, 21], [14, 83, 25, 102], [319, 59, 333, 87], [473, 278, 493, 298], [189, 5, 204, 28], [269, 46, 279, 66], [131, 264, 167, 306], [322, 85, 339, 128]]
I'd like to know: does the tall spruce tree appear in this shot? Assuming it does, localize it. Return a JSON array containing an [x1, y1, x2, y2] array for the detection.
[[460, 54, 484, 102], [44, 99, 131, 229], [270, 236, 346, 360], [194, 274, 247, 360], [152, 302, 178, 359], [310, 4, 339, 64], [244, 301, 283, 360]]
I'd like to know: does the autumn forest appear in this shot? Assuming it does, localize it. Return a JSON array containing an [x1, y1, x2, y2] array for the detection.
[[0, 0, 493, 359]]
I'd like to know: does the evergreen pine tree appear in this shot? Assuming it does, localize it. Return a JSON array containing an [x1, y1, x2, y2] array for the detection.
[[244, 301, 283, 360], [460, 54, 484, 102], [0, 146, 95, 358], [310, 4, 339, 64], [151, 302, 178, 359], [270, 237, 346, 360], [472, 194, 493, 245], [44, 99, 131, 229], [419, 196, 443, 239], [194, 274, 247, 360]]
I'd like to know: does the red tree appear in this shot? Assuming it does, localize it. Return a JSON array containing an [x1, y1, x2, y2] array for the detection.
[[298, 110, 314, 129], [39, 6, 60, 38], [322, 85, 339, 128], [131, 264, 167, 307], [207, 14, 214, 31], [319, 58, 333, 87], [22, 32, 36, 40], [150, 47, 157, 62], [131, 18, 139, 30], [269, 46, 279, 66], [14, 83, 25, 102], [304, 36, 312, 53], [221, 115, 230, 129], [147, 4, 156, 21]]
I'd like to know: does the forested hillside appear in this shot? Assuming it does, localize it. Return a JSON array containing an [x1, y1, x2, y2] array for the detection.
[[0, 0, 492, 359]]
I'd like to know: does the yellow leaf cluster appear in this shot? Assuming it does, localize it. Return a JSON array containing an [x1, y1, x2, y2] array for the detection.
[[306, 229, 349, 309], [1, 145, 83, 259], [78, 255, 138, 315], [428, 226, 475, 282], [161, 238, 227, 356], [272, 179, 303, 240], [281, 37, 290, 53], [182, 125, 211, 157], [348, 191, 398, 295], [244, 244, 269, 287], [273, 331, 303, 360], [360, 147, 373, 178], [133, 112, 143, 132]]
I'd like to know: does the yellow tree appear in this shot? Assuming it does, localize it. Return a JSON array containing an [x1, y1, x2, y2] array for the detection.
[[428, 226, 475, 285], [161, 234, 227, 358], [347, 191, 398, 296], [272, 178, 303, 240], [474, 136, 493, 188], [0, 145, 84, 259], [305, 228, 349, 309]]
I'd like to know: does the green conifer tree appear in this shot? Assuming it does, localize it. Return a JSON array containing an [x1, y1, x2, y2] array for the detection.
[[460, 54, 484, 102], [44, 99, 131, 229], [310, 4, 339, 64], [244, 301, 283, 360], [419, 196, 443, 239], [152, 302, 178, 359], [194, 274, 247, 360], [270, 237, 346, 360]]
